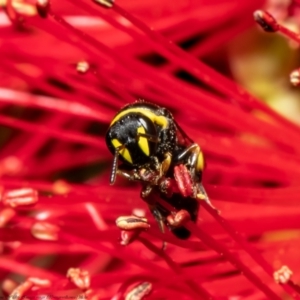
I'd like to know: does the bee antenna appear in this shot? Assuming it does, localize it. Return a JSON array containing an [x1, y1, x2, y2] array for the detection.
[[110, 145, 125, 185]]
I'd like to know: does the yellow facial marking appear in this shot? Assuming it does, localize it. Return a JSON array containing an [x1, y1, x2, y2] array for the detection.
[[196, 151, 205, 172], [110, 108, 168, 129], [137, 126, 149, 156], [111, 139, 133, 164]]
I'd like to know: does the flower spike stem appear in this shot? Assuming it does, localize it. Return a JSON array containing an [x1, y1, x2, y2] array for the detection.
[[201, 201, 300, 299], [137, 236, 214, 300], [155, 198, 280, 299], [185, 223, 281, 300]]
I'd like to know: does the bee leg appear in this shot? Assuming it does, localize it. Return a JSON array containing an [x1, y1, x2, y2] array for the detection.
[[149, 152, 172, 176], [176, 149, 217, 210], [158, 177, 174, 198], [177, 143, 204, 173], [177, 143, 205, 188], [149, 205, 165, 233], [150, 156, 161, 172], [178, 145, 216, 209], [148, 205, 167, 250], [140, 184, 153, 199], [186, 145, 202, 182], [177, 143, 199, 161], [196, 182, 218, 211], [161, 152, 172, 175], [196, 182, 209, 200], [116, 169, 141, 181]]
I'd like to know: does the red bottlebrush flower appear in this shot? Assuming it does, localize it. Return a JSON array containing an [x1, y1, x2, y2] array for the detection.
[[1, 0, 300, 299]]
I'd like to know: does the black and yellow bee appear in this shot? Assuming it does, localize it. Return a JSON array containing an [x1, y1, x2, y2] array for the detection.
[[106, 100, 209, 239]]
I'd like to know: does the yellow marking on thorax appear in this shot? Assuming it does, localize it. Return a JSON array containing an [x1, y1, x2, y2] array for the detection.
[[112, 139, 133, 164], [137, 126, 149, 156], [196, 150, 205, 172], [110, 108, 168, 129]]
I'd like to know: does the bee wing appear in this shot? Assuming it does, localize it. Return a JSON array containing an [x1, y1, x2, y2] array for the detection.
[[173, 120, 194, 147]]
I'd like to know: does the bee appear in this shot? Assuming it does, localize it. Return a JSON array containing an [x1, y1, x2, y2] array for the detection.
[[106, 101, 210, 239]]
